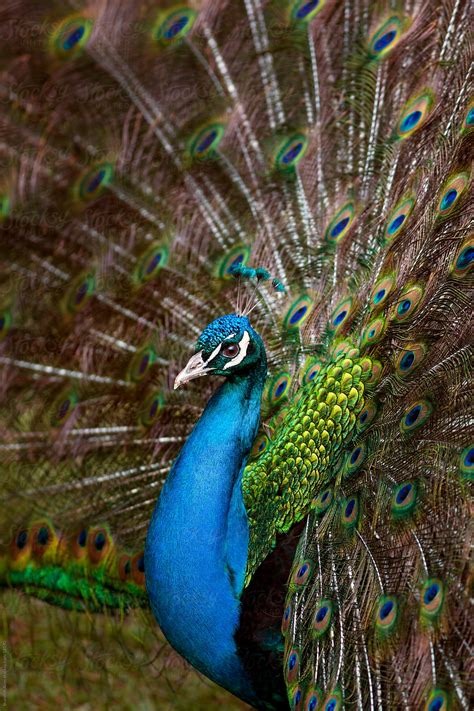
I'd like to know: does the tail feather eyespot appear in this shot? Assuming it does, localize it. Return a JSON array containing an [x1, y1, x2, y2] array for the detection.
[[0, 309, 12, 341], [461, 100, 474, 133], [345, 443, 366, 474], [321, 690, 342, 711], [341, 496, 359, 528], [217, 245, 251, 280], [285, 647, 300, 685], [357, 403, 377, 430], [87, 527, 113, 566], [392, 285, 425, 322], [290, 560, 313, 591], [189, 122, 226, 160], [460, 445, 474, 479], [31, 521, 57, 559], [424, 689, 449, 711], [304, 687, 323, 711], [266, 372, 292, 406], [118, 554, 133, 583], [324, 203, 356, 244], [311, 599, 333, 637], [290, 0, 328, 24], [50, 15, 94, 59], [384, 197, 415, 242], [312, 487, 333, 514], [361, 317, 386, 348], [70, 528, 89, 560], [275, 134, 308, 173], [375, 595, 399, 634], [395, 343, 426, 376], [369, 275, 396, 309], [73, 162, 113, 203], [368, 16, 405, 59], [391, 481, 418, 518], [11, 528, 32, 563], [395, 91, 435, 140], [330, 297, 354, 333], [50, 389, 79, 428], [290, 684, 304, 711], [140, 391, 165, 427], [284, 296, 314, 330], [135, 244, 169, 285], [131, 551, 146, 587], [420, 579, 444, 621], [400, 399, 432, 433], [436, 172, 470, 217], [63, 271, 95, 315], [153, 8, 197, 46], [450, 238, 474, 279], [128, 345, 156, 382]]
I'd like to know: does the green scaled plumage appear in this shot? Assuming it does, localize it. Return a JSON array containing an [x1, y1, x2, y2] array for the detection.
[[243, 347, 374, 583], [0, 0, 473, 708]]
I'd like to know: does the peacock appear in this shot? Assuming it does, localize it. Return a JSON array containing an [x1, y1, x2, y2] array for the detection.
[[1, 0, 473, 708]]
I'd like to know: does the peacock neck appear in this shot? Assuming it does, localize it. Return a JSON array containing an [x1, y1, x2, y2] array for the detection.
[[145, 357, 267, 704]]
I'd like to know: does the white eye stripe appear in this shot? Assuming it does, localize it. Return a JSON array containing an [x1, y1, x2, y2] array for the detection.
[[208, 342, 223, 363], [223, 331, 250, 369]]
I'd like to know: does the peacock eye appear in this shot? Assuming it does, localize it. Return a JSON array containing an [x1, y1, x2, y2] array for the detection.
[[221, 343, 240, 358]]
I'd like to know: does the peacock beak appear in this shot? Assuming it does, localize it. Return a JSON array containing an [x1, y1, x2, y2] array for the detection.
[[174, 351, 212, 389]]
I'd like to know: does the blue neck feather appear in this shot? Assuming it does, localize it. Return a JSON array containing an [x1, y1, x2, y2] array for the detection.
[[145, 353, 267, 705]]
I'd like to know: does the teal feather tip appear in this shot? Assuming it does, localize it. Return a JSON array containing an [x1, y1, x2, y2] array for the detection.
[[228, 262, 287, 293]]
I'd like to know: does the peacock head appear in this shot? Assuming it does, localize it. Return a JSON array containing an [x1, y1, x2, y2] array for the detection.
[[174, 314, 266, 389]]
